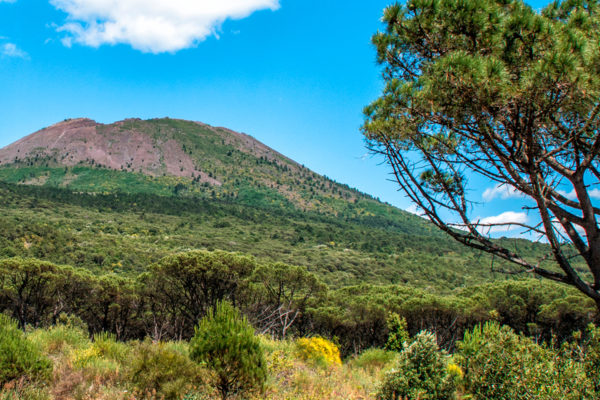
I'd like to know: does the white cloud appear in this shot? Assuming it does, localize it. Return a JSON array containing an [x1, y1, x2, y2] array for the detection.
[[405, 204, 419, 215], [476, 211, 528, 233], [482, 183, 525, 202], [557, 189, 577, 200], [557, 188, 600, 201], [50, 0, 280, 53], [1, 42, 28, 58], [404, 204, 432, 220]]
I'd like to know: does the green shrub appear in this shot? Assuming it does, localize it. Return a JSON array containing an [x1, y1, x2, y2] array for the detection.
[[71, 332, 128, 368], [561, 324, 600, 394], [90, 332, 129, 362], [190, 301, 266, 400], [378, 331, 455, 400], [28, 323, 88, 355], [0, 314, 52, 388], [68, 332, 130, 386], [55, 312, 89, 333], [385, 312, 409, 352], [127, 339, 205, 400], [351, 348, 397, 372], [582, 324, 600, 393], [457, 322, 594, 399]]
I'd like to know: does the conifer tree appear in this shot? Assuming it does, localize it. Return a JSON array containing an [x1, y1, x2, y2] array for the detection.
[[363, 0, 600, 308], [190, 301, 266, 400]]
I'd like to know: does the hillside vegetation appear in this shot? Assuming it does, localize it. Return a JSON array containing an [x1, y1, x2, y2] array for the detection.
[[0, 251, 599, 398], [0, 180, 570, 289], [0, 117, 399, 215]]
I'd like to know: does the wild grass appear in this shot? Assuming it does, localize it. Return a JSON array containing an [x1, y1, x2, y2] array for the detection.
[[4, 322, 599, 399], [259, 337, 384, 400], [3, 326, 391, 400]]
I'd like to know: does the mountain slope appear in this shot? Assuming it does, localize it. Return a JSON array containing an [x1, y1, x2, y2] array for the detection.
[[0, 117, 437, 236], [0, 117, 283, 183]]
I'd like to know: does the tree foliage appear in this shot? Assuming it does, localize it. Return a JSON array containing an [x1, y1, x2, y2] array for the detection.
[[143, 250, 256, 339], [385, 312, 410, 351], [248, 262, 327, 338], [0, 256, 597, 354], [363, 0, 600, 306], [0, 179, 575, 290], [126, 339, 205, 400]]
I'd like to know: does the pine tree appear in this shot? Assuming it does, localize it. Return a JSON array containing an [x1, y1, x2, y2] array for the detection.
[[363, 0, 600, 309], [190, 301, 267, 400]]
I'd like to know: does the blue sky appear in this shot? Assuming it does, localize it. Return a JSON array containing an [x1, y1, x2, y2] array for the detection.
[[0, 0, 555, 236]]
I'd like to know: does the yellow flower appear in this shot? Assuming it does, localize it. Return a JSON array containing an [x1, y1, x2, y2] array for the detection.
[[296, 337, 342, 367], [71, 345, 101, 367], [447, 363, 463, 378]]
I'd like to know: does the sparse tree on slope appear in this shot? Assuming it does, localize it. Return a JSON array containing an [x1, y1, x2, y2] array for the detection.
[[363, 0, 600, 307]]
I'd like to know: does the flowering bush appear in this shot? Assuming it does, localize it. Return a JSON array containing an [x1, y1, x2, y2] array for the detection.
[[295, 337, 342, 367]]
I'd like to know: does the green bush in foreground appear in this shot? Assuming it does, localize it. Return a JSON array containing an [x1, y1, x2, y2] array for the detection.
[[127, 339, 205, 400], [27, 321, 88, 356], [378, 331, 455, 400], [581, 324, 600, 393], [457, 322, 595, 399], [0, 314, 52, 388], [190, 301, 266, 400]]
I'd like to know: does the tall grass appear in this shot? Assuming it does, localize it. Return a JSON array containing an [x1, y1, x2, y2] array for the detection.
[[2, 327, 392, 400]]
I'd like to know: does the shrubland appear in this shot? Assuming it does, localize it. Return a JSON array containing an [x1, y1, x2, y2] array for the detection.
[[1, 254, 597, 350], [1, 308, 599, 399], [1, 174, 593, 398]]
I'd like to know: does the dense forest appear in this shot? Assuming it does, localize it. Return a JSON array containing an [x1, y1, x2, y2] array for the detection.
[[0, 180, 574, 289]]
